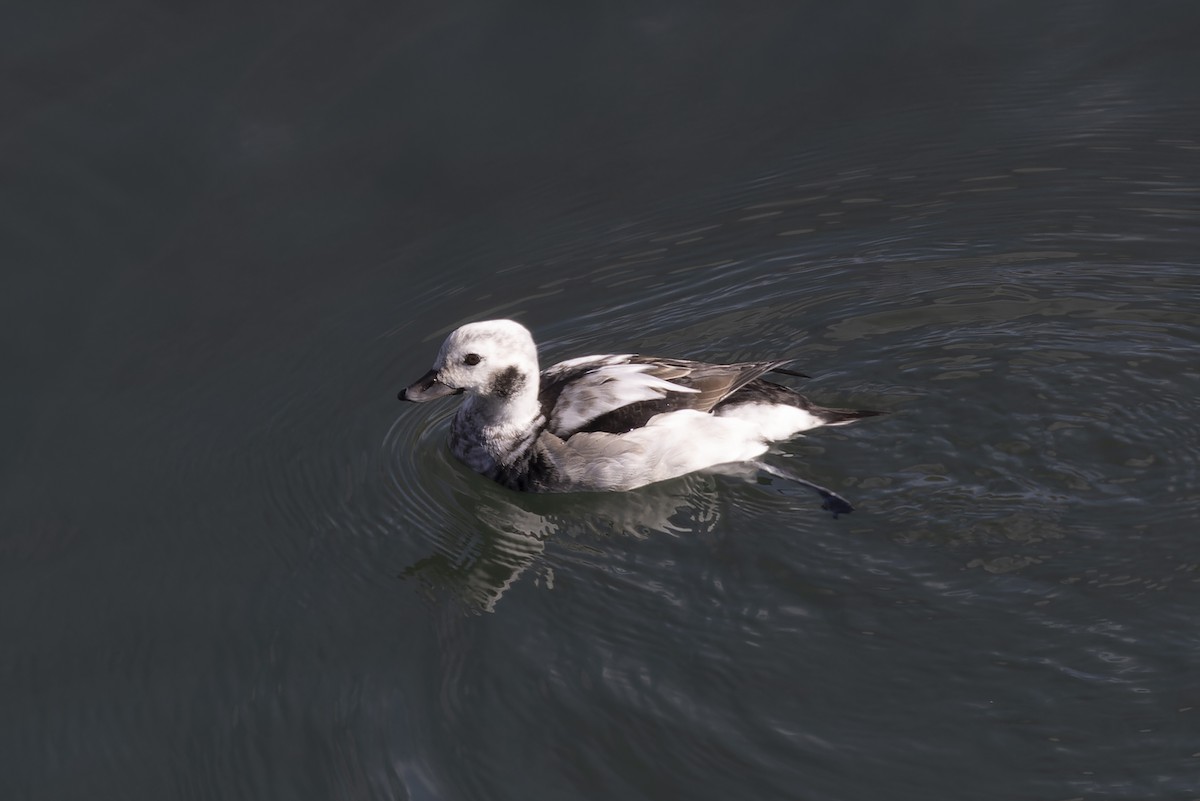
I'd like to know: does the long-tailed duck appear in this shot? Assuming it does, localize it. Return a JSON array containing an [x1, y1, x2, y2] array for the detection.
[[399, 319, 881, 513]]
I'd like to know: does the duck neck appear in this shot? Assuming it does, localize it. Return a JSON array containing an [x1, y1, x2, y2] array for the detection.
[[459, 385, 543, 462], [468, 391, 540, 429]]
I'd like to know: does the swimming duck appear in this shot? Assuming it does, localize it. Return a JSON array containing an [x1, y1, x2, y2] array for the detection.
[[399, 319, 881, 512]]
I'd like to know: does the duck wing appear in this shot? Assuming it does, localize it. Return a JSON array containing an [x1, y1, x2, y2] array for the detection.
[[540, 354, 793, 437]]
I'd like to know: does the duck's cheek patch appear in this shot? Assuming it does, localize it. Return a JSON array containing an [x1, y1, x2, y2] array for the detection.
[[490, 366, 526, 398]]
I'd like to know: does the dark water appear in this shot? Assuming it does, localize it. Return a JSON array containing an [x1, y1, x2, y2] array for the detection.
[[4, 2, 1200, 799]]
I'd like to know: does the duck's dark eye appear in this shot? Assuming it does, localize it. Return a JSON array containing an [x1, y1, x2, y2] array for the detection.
[[463, 353, 482, 366]]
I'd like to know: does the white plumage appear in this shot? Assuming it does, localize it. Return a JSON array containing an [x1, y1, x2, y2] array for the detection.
[[399, 319, 882, 509]]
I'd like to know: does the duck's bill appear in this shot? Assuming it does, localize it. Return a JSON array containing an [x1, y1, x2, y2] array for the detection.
[[399, 370, 462, 402]]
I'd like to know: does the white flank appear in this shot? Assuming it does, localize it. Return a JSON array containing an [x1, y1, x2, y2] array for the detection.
[[552, 410, 770, 491], [714, 402, 826, 440]]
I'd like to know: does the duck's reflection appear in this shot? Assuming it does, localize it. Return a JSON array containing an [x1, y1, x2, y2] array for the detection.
[[401, 472, 724, 612]]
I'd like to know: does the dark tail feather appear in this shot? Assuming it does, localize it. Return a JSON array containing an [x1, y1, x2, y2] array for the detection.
[[817, 407, 887, 427]]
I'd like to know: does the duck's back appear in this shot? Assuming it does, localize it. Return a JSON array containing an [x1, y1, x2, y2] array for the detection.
[[538, 354, 791, 438]]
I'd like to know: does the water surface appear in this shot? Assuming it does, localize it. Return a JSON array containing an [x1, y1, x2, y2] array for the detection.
[[3, 2, 1199, 800]]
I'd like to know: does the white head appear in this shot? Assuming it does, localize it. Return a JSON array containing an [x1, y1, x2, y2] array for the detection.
[[399, 319, 540, 406]]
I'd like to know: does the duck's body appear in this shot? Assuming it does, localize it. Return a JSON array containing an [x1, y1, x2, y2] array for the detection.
[[399, 320, 881, 499]]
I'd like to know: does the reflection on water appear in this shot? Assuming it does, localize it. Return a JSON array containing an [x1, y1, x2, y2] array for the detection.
[[400, 474, 723, 612]]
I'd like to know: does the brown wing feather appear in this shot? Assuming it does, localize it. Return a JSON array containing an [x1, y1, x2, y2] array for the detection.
[[631, 357, 792, 411], [576, 358, 792, 435]]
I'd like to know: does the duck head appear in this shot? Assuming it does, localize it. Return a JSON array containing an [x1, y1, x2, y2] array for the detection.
[[399, 319, 540, 404]]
